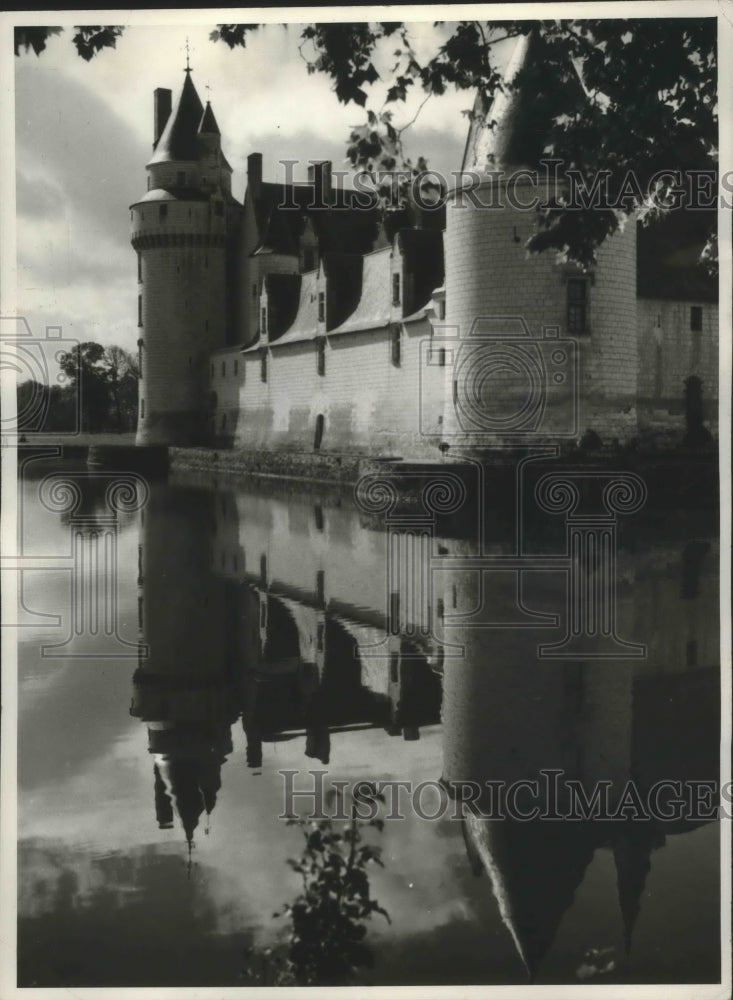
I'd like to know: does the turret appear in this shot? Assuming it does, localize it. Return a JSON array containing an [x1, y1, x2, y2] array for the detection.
[[443, 30, 638, 451], [131, 67, 241, 445]]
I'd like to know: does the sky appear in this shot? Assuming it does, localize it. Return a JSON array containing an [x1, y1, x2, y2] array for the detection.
[[13, 21, 490, 357]]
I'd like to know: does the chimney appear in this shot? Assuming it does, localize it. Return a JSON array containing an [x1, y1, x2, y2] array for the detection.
[[307, 160, 333, 209], [153, 88, 172, 148], [247, 152, 263, 199]]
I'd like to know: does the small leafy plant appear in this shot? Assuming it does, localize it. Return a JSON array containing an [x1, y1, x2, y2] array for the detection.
[[243, 794, 389, 986]]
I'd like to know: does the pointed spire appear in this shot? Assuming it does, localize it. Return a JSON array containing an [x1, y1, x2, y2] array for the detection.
[[463, 812, 596, 981], [198, 101, 221, 137], [148, 69, 204, 165], [613, 826, 655, 955], [462, 29, 585, 173]]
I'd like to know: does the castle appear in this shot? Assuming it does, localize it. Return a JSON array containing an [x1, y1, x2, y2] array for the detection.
[[131, 35, 718, 454]]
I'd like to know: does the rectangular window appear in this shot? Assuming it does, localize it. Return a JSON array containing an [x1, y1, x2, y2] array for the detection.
[[567, 278, 588, 333], [234, 360, 239, 376], [252, 283, 257, 299], [140, 399, 145, 418], [690, 306, 703, 332], [318, 292, 325, 323], [137, 294, 142, 327], [392, 272, 401, 306], [316, 338, 325, 376], [437, 347, 446, 367], [260, 350, 267, 383], [137, 252, 142, 283], [391, 325, 401, 366], [438, 299, 446, 320], [159, 204, 167, 222], [389, 652, 399, 683], [221, 361, 226, 377]]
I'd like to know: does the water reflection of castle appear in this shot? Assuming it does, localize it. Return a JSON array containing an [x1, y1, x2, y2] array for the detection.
[[129, 478, 718, 978], [130, 483, 443, 847]]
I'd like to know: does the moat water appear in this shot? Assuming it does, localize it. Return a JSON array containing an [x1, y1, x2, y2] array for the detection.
[[16, 456, 721, 987]]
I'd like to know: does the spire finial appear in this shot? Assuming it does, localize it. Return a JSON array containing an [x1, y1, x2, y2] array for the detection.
[[184, 36, 192, 73]]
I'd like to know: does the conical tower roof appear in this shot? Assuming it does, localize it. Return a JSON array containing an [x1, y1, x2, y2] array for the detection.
[[612, 825, 657, 955], [149, 70, 205, 165], [198, 101, 220, 136], [462, 29, 585, 173], [464, 812, 597, 981]]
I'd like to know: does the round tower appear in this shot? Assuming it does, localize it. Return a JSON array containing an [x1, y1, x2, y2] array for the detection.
[[443, 32, 638, 451], [131, 67, 240, 445]]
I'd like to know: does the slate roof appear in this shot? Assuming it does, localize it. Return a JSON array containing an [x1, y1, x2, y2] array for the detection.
[[462, 30, 585, 173], [199, 101, 220, 136], [251, 182, 381, 257], [147, 71, 231, 171]]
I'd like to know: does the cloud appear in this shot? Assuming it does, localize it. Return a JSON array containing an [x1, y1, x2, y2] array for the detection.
[[16, 170, 64, 219]]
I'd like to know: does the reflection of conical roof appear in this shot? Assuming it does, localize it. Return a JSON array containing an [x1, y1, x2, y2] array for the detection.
[[613, 826, 655, 955], [149, 71, 204, 164], [153, 763, 174, 829], [464, 812, 596, 980], [155, 750, 225, 847], [462, 29, 585, 173]]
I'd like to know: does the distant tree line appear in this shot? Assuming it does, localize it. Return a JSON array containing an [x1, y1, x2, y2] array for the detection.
[[16, 342, 139, 434]]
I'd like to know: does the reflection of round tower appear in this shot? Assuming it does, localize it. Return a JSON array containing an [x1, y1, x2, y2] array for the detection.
[[131, 66, 240, 445], [131, 483, 238, 847], [444, 31, 637, 448]]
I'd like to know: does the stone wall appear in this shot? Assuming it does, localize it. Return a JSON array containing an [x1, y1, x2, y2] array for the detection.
[[636, 297, 719, 434], [133, 197, 230, 445], [231, 316, 444, 457], [444, 177, 639, 446]]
